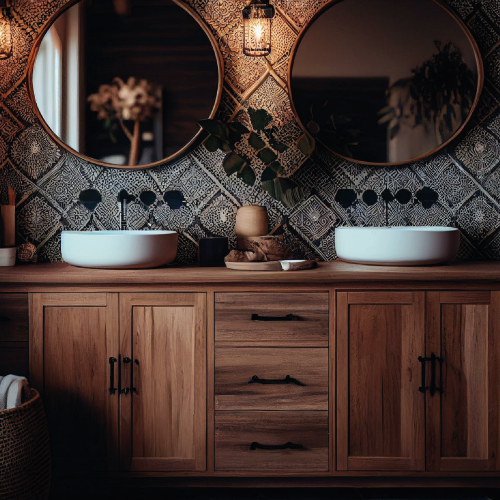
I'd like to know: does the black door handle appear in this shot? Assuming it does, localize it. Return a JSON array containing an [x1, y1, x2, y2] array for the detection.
[[248, 375, 305, 386], [251, 314, 301, 322], [418, 353, 442, 396], [250, 441, 304, 451], [120, 387, 137, 395], [418, 356, 428, 393], [109, 357, 117, 396]]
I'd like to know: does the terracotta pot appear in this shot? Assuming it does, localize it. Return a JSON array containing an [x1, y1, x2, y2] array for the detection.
[[234, 206, 269, 238]]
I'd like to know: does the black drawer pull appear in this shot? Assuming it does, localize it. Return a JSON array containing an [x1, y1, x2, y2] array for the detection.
[[250, 441, 304, 451], [249, 375, 305, 386], [251, 313, 301, 322], [109, 357, 117, 396]]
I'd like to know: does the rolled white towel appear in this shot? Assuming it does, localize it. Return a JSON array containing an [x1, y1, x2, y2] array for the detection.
[[0, 375, 29, 410]]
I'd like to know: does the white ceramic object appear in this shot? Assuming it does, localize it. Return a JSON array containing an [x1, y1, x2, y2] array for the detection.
[[61, 230, 178, 269], [0, 247, 16, 267], [335, 227, 460, 266]]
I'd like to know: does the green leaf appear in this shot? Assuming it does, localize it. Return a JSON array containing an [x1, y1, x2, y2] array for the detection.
[[297, 133, 316, 156], [220, 140, 232, 153], [268, 161, 284, 174], [258, 148, 278, 165], [223, 153, 247, 176], [269, 139, 288, 153], [197, 119, 228, 139], [203, 134, 222, 153], [237, 164, 256, 186], [262, 166, 277, 182], [248, 108, 273, 130], [223, 153, 255, 186], [228, 121, 250, 135], [248, 132, 266, 151], [262, 176, 305, 208]]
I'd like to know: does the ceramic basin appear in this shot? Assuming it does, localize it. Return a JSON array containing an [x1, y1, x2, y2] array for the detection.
[[61, 230, 178, 269], [335, 227, 460, 266]]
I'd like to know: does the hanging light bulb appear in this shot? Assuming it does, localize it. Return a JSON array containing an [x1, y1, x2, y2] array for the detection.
[[0, 0, 12, 60], [242, 0, 274, 57]]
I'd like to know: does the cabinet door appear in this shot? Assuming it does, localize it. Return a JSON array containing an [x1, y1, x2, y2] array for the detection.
[[30, 293, 119, 473], [427, 292, 500, 471], [120, 293, 206, 472], [337, 292, 425, 471]]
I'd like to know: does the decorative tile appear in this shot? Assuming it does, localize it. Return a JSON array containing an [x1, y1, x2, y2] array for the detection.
[[454, 126, 500, 179], [0, 159, 37, 203], [0, 104, 24, 143], [4, 83, 38, 125], [485, 46, 500, 88], [11, 126, 61, 180], [445, 0, 476, 19], [17, 194, 61, 243], [457, 194, 500, 242], [38, 157, 90, 210], [289, 195, 337, 241], [467, 12, 500, 55], [199, 193, 238, 237]]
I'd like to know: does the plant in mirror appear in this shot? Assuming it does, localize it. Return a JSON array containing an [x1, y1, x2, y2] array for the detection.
[[28, 0, 223, 169], [289, 0, 483, 166]]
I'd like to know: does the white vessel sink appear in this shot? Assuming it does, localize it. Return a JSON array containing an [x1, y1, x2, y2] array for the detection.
[[335, 227, 460, 266], [61, 231, 178, 269]]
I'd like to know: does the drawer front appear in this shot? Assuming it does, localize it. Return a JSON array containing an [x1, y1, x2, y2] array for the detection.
[[215, 411, 329, 472], [215, 293, 329, 345], [215, 348, 328, 410]]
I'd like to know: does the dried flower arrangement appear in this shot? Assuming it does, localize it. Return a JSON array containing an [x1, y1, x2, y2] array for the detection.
[[88, 77, 162, 165]]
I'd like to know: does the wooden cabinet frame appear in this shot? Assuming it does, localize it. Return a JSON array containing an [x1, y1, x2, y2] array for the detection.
[[30, 292, 120, 471], [426, 291, 500, 471], [119, 293, 207, 472], [336, 291, 425, 472]]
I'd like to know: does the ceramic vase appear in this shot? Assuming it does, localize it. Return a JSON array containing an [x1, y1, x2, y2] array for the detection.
[[234, 206, 269, 238]]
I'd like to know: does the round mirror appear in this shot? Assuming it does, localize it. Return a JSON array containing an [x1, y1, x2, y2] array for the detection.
[[29, 0, 223, 169], [289, 0, 483, 166]]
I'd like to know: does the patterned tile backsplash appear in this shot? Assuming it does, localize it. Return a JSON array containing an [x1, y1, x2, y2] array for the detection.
[[1, 0, 500, 262]]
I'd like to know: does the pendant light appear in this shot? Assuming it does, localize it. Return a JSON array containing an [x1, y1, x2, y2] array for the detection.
[[242, 0, 275, 57]]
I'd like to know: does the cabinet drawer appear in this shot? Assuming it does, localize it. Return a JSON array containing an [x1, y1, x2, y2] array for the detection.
[[215, 348, 328, 410], [215, 293, 329, 345], [215, 411, 329, 472]]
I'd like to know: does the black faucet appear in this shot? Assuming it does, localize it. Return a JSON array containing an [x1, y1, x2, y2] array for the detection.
[[117, 190, 136, 230]]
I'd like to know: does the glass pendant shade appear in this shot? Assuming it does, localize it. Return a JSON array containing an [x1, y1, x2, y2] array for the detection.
[[242, 0, 274, 57], [0, 6, 12, 60]]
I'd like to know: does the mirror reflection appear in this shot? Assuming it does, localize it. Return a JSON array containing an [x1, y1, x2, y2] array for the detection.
[[32, 0, 221, 168], [290, 0, 481, 165]]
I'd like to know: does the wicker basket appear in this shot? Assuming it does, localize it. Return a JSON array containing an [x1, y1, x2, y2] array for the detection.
[[0, 389, 51, 500]]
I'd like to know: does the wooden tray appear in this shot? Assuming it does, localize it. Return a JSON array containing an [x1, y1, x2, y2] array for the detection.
[[225, 261, 282, 271]]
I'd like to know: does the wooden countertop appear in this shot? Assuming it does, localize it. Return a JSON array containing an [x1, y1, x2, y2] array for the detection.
[[0, 261, 500, 286]]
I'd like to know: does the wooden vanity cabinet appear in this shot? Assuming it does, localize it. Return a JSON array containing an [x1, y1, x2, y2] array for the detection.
[[30, 293, 120, 473], [336, 292, 425, 472], [30, 292, 207, 476], [119, 293, 207, 473], [9, 260, 500, 487], [426, 291, 500, 471]]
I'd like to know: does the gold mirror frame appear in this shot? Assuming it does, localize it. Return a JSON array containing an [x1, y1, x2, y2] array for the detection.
[[287, 0, 484, 167], [27, 0, 224, 170]]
